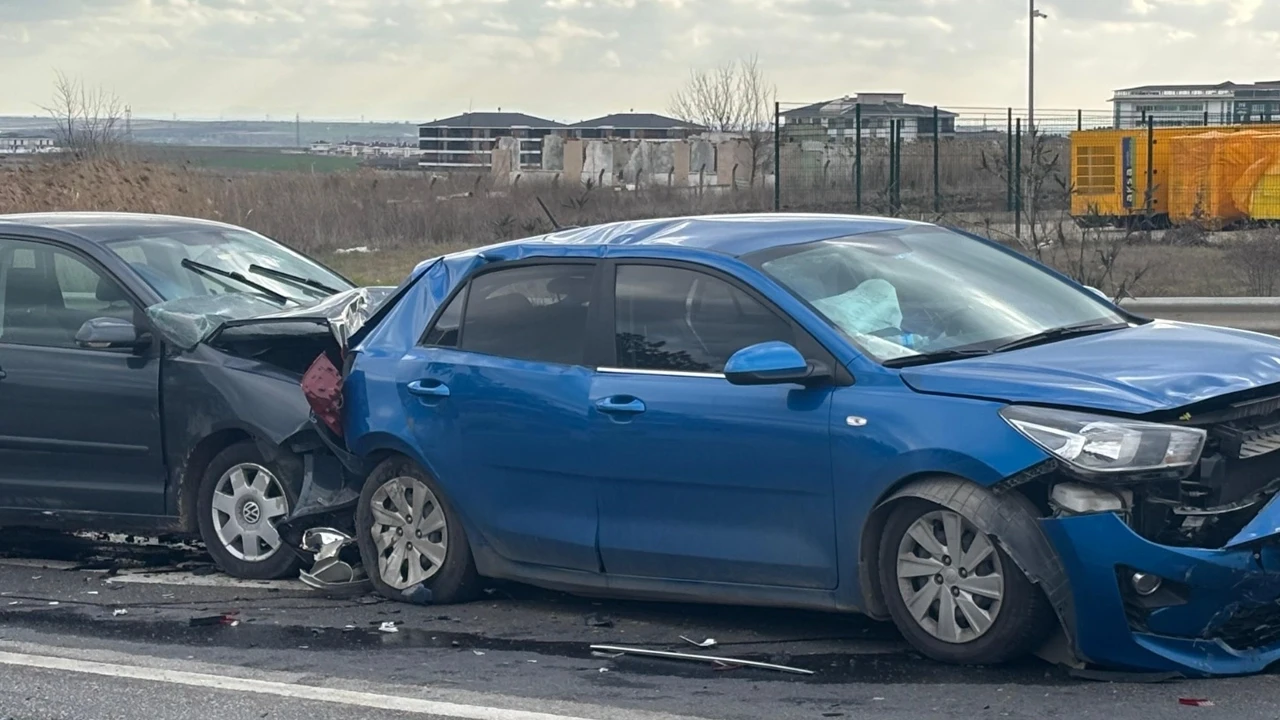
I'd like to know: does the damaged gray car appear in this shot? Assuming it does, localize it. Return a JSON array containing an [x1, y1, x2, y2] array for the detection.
[[0, 212, 388, 580]]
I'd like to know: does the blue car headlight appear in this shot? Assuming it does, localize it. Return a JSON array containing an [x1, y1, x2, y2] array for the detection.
[[1000, 406, 1207, 478]]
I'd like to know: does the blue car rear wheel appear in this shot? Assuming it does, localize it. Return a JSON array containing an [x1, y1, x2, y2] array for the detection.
[[878, 498, 1054, 665], [356, 456, 482, 604]]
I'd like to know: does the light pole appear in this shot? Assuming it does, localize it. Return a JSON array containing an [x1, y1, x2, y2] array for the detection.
[[1027, 1, 1047, 233]]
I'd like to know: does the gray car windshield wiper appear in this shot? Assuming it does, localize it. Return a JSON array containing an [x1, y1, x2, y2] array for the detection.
[[993, 321, 1130, 354], [248, 264, 341, 296], [180, 258, 292, 305], [882, 348, 995, 368]]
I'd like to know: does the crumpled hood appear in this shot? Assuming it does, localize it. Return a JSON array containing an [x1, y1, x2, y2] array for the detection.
[[900, 321, 1280, 415]]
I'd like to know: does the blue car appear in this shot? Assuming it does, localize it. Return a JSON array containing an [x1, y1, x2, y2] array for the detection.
[[302, 214, 1280, 677]]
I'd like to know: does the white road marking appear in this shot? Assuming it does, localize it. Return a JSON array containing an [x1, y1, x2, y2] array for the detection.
[[104, 570, 303, 590], [0, 649, 680, 720]]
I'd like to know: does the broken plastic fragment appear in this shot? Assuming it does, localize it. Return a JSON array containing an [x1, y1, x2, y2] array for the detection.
[[679, 635, 718, 649], [1179, 699, 1214, 708], [378, 621, 399, 633], [112, 608, 128, 616]]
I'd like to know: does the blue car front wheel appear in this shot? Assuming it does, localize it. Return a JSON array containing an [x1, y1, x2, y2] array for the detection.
[[878, 498, 1055, 665]]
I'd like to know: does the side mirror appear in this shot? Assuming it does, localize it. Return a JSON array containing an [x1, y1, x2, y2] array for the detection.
[[724, 341, 827, 387], [75, 317, 149, 351]]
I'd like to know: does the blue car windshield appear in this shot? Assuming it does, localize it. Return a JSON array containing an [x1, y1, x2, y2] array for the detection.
[[103, 227, 353, 304], [748, 227, 1127, 362]]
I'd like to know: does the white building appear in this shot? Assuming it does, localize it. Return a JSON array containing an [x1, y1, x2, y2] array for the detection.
[[0, 133, 59, 154], [1111, 81, 1280, 128]]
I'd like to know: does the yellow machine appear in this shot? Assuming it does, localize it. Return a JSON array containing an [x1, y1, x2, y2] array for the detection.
[[1070, 124, 1280, 226]]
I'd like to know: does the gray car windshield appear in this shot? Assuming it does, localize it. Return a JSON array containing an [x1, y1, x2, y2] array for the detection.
[[749, 226, 1128, 362], [103, 227, 353, 304]]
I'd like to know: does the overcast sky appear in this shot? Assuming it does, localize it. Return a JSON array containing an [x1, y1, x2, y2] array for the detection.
[[2, 0, 1277, 123]]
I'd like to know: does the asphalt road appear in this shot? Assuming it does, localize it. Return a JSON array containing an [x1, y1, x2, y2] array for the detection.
[[2, 530, 1279, 719]]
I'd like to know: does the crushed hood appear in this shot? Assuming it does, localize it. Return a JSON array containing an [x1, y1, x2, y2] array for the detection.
[[900, 321, 1280, 416], [147, 286, 395, 351]]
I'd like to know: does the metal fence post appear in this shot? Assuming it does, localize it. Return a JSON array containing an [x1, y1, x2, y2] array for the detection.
[[1006, 108, 1014, 212], [887, 119, 896, 214], [894, 119, 903, 214], [932, 106, 941, 214], [1077, 109, 1083, 132], [1014, 118, 1022, 239], [1146, 114, 1155, 218], [855, 104, 862, 213], [773, 101, 781, 212], [1203, 110, 1210, 127]]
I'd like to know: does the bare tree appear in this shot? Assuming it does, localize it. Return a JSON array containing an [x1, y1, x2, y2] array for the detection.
[[41, 70, 126, 155], [668, 55, 776, 185]]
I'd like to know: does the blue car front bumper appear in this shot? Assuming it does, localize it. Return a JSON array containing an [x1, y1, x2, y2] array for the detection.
[[1042, 508, 1280, 677]]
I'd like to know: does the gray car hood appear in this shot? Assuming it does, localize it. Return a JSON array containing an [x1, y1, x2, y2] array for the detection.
[[147, 286, 395, 351]]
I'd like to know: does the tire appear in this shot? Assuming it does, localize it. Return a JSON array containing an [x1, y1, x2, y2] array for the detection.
[[356, 456, 481, 604], [196, 441, 303, 580], [877, 498, 1054, 665]]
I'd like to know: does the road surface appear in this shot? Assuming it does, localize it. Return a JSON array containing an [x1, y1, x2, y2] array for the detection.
[[1, 530, 1277, 719]]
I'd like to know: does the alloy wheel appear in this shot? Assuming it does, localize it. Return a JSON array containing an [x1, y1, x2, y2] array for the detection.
[[895, 509, 1005, 644], [368, 476, 449, 589]]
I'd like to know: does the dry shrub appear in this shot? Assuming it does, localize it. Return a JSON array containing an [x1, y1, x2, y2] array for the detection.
[[0, 156, 774, 256], [1227, 229, 1280, 296]]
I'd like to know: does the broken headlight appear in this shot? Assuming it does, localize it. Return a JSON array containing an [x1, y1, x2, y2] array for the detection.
[[1000, 406, 1206, 478]]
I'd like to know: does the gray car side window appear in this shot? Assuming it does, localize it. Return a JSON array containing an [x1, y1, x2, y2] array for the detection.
[[0, 237, 135, 350]]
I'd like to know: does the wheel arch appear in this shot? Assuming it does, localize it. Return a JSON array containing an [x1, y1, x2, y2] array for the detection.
[[179, 428, 254, 533], [857, 473, 1076, 653]]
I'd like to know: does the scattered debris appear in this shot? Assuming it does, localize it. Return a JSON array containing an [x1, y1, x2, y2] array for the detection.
[[1179, 699, 1214, 708], [592, 650, 624, 659], [112, 609, 128, 616], [378, 621, 399, 633], [584, 614, 614, 628], [298, 528, 371, 596], [679, 635, 718, 649], [334, 246, 375, 255], [588, 644, 815, 676], [188, 612, 238, 627], [1068, 667, 1182, 683], [472, 650, 485, 656]]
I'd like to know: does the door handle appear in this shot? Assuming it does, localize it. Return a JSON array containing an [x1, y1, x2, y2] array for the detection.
[[407, 379, 450, 398], [595, 396, 646, 415]]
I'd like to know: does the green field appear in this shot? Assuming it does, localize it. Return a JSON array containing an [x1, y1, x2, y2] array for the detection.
[[132, 145, 362, 172]]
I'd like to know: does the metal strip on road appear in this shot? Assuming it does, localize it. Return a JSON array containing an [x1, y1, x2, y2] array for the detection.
[[103, 569, 302, 590], [0, 648, 705, 720]]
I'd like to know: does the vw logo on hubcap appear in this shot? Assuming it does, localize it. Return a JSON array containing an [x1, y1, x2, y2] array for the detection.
[[241, 500, 261, 525]]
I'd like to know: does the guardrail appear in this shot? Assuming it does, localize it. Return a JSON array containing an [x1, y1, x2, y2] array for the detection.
[[1119, 298, 1280, 335]]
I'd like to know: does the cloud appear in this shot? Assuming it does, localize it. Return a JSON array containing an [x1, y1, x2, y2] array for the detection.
[[0, 0, 1276, 122]]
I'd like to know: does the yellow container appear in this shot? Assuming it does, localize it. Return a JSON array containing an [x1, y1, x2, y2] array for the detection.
[[1070, 124, 1280, 223]]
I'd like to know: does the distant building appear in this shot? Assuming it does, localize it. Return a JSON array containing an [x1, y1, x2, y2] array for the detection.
[[781, 93, 957, 142], [569, 113, 706, 141], [0, 133, 58, 154], [1111, 81, 1280, 128], [417, 112, 567, 169]]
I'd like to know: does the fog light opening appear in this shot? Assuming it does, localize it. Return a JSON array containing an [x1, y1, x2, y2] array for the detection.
[[1131, 571, 1162, 597]]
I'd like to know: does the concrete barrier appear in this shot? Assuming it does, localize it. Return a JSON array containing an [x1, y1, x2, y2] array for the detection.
[[1120, 297, 1280, 335]]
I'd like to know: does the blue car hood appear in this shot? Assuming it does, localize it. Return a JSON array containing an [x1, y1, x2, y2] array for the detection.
[[900, 321, 1280, 416]]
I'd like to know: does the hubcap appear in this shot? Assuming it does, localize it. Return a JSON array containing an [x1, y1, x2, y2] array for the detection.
[[211, 463, 289, 562], [896, 510, 1005, 644], [368, 476, 448, 590]]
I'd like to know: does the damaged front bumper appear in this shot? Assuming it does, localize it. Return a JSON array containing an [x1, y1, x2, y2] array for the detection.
[[1045, 494, 1280, 677]]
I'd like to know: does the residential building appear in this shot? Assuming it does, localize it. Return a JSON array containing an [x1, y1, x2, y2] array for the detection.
[[569, 113, 706, 141], [0, 133, 58, 154], [781, 93, 957, 142], [418, 112, 567, 169], [1111, 81, 1280, 128]]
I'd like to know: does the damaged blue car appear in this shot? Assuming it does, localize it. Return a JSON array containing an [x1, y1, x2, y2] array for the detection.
[[300, 213, 1280, 677]]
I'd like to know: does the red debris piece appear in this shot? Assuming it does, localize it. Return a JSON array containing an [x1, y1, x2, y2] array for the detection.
[[1178, 699, 1214, 708]]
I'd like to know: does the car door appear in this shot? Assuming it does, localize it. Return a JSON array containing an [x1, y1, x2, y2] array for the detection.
[[590, 260, 840, 590], [394, 260, 602, 573], [0, 236, 166, 515]]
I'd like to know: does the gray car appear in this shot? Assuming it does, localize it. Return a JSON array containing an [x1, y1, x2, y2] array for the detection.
[[0, 212, 386, 579]]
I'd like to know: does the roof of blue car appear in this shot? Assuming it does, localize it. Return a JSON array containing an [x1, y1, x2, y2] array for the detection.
[[0, 212, 250, 243], [506, 213, 923, 257]]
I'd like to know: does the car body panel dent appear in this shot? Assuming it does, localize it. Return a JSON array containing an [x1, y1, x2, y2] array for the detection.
[[901, 321, 1280, 415]]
